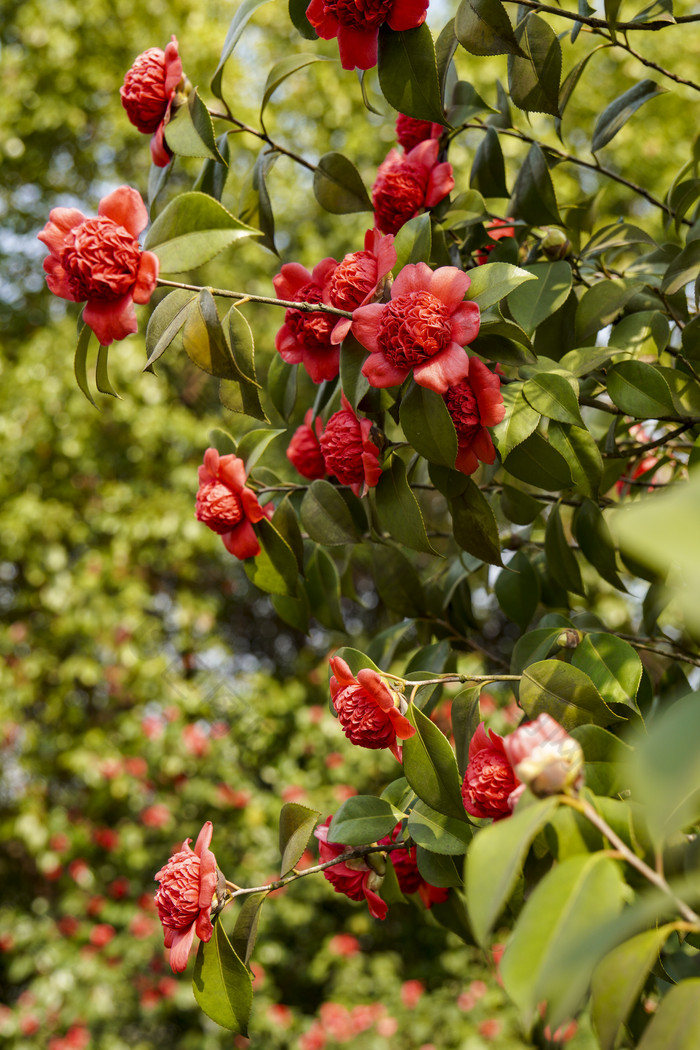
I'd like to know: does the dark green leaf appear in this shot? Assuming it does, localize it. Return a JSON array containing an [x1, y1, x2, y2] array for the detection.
[[549, 421, 603, 499], [520, 660, 624, 730], [581, 221, 657, 257], [192, 919, 252, 1034], [507, 262, 573, 336], [231, 891, 268, 967], [451, 686, 481, 778], [237, 427, 285, 472], [375, 456, 437, 554], [495, 550, 540, 630], [238, 147, 279, 255], [501, 484, 544, 525], [416, 847, 463, 888], [466, 798, 559, 944], [328, 795, 404, 846], [400, 382, 458, 468], [448, 80, 495, 125], [211, 0, 273, 99], [220, 307, 267, 421], [193, 132, 231, 201], [403, 704, 466, 820], [289, 0, 318, 38], [508, 14, 562, 117], [436, 18, 459, 102], [377, 23, 446, 124], [164, 88, 226, 162], [332, 646, 381, 677], [504, 431, 572, 491], [557, 45, 608, 135], [509, 143, 562, 226], [544, 503, 585, 595], [455, 0, 524, 57], [470, 126, 509, 198], [575, 279, 640, 343], [511, 627, 566, 674], [244, 517, 299, 596], [574, 500, 626, 591], [267, 355, 297, 420], [301, 480, 360, 546], [95, 343, 118, 398], [449, 481, 503, 566], [392, 212, 432, 274], [371, 543, 425, 616], [144, 192, 260, 272], [491, 384, 540, 459], [313, 152, 372, 214], [304, 545, 345, 631], [606, 361, 676, 418], [408, 800, 473, 854], [592, 79, 666, 153]]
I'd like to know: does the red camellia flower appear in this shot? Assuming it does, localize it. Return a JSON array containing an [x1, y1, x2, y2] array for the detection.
[[352, 262, 480, 394], [154, 821, 218, 973], [306, 0, 429, 70], [195, 447, 273, 560], [319, 394, 382, 496], [461, 723, 521, 820], [379, 823, 449, 908], [326, 228, 396, 344], [120, 36, 183, 166], [329, 656, 415, 761], [396, 113, 442, 152], [37, 186, 159, 346], [372, 140, 454, 235], [443, 358, 505, 474], [475, 217, 516, 265], [287, 410, 327, 480], [273, 258, 340, 382], [315, 817, 388, 919]]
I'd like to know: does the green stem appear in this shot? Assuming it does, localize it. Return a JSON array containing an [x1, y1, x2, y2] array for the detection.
[[156, 279, 352, 319]]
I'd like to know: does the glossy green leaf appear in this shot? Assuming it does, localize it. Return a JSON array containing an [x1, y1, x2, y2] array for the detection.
[[451, 686, 481, 778], [571, 723, 632, 797], [400, 382, 458, 468], [523, 372, 583, 427], [448, 80, 495, 125], [403, 704, 466, 820], [74, 323, 97, 408], [470, 126, 509, 198], [449, 480, 503, 566], [244, 517, 298, 596], [544, 503, 584, 595], [392, 212, 432, 274], [501, 484, 544, 525], [507, 262, 573, 336], [236, 427, 285, 472], [495, 550, 540, 630], [661, 238, 700, 295], [304, 545, 345, 631], [465, 262, 536, 310], [95, 344, 118, 398], [592, 79, 666, 153], [164, 88, 225, 162], [328, 795, 404, 846], [313, 151, 372, 214], [572, 634, 642, 714], [279, 802, 320, 877], [145, 192, 260, 273], [606, 361, 676, 418], [261, 54, 332, 121], [238, 146, 279, 255], [377, 23, 445, 124], [408, 799, 472, 854], [511, 627, 566, 674], [192, 919, 252, 1034], [220, 307, 267, 421], [608, 310, 669, 357], [549, 421, 602, 499], [231, 891, 268, 967], [574, 499, 626, 590], [416, 847, 464, 888], [301, 480, 360, 546], [455, 0, 524, 57], [491, 384, 540, 459], [575, 279, 639, 343], [635, 977, 700, 1050], [508, 14, 562, 117], [375, 456, 437, 555], [371, 543, 425, 617], [509, 143, 562, 226], [520, 659, 624, 730], [339, 334, 370, 410], [211, 0, 273, 99], [268, 355, 297, 421], [183, 290, 243, 381], [436, 17, 459, 102], [504, 431, 572, 491], [466, 798, 559, 945], [500, 854, 626, 1030], [144, 289, 199, 369]]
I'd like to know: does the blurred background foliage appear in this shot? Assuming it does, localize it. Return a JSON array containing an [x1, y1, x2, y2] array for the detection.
[[2, 0, 699, 1047]]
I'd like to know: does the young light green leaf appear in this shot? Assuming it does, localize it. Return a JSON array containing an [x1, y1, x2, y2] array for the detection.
[[164, 88, 226, 162], [491, 384, 540, 459], [192, 919, 253, 1034], [145, 289, 198, 369], [144, 192, 261, 272], [635, 977, 700, 1050], [464, 262, 537, 310], [466, 798, 559, 944], [571, 634, 642, 714], [279, 803, 320, 876]]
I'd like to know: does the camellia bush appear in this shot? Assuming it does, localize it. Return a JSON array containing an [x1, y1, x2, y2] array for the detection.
[[35, 0, 700, 1045]]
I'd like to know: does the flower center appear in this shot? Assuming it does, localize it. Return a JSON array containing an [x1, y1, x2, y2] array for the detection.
[[121, 48, 169, 133], [329, 251, 378, 311], [285, 282, 336, 349], [60, 217, 142, 303], [444, 381, 480, 441], [154, 851, 201, 929], [377, 291, 452, 368], [323, 0, 394, 30], [195, 481, 244, 533]]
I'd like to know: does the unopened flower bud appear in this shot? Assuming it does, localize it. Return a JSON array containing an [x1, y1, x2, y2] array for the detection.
[[541, 228, 571, 260], [365, 852, 387, 878], [503, 713, 584, 798], [556, 629, 582, 649]]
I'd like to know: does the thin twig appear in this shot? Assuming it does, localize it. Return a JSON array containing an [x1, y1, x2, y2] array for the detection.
[[156, 279, 352, 318], [603, 422, 694, 459], [208, 109, 316, 172], [512, 0, 700, 33]]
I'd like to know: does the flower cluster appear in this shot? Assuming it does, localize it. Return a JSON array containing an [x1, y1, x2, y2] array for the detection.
[[462, 714, 584, 820]]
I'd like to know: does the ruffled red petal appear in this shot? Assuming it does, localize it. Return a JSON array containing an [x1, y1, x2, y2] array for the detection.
[[412, 342, 470, 394], [98, 186, 149, 239], [83, 293, 138, 346]]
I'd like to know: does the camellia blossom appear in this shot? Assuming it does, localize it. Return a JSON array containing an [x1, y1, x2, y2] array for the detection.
[[273, 258, 340, 382], [372, 140, 454, 236], [443, 358, 505, 474], [154, 821, 218, 973], [352, 262, 480, 394], [475, 217, 515, 265], [502, 713, 584, 798], [329, 656, 415, 761], [315, 817, 388, 919], [319, 394, 382, 496], [396, 113, 442, 153], [461, 724, 521, 820], [306, 0, 429, 71], [195, 447, 273, 560], [287, 410, 326, 480], [120, 36, 183, 166], [37, 186, 159, 346], [326, 228, 396, 344], [379, 823, 449, 908]]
